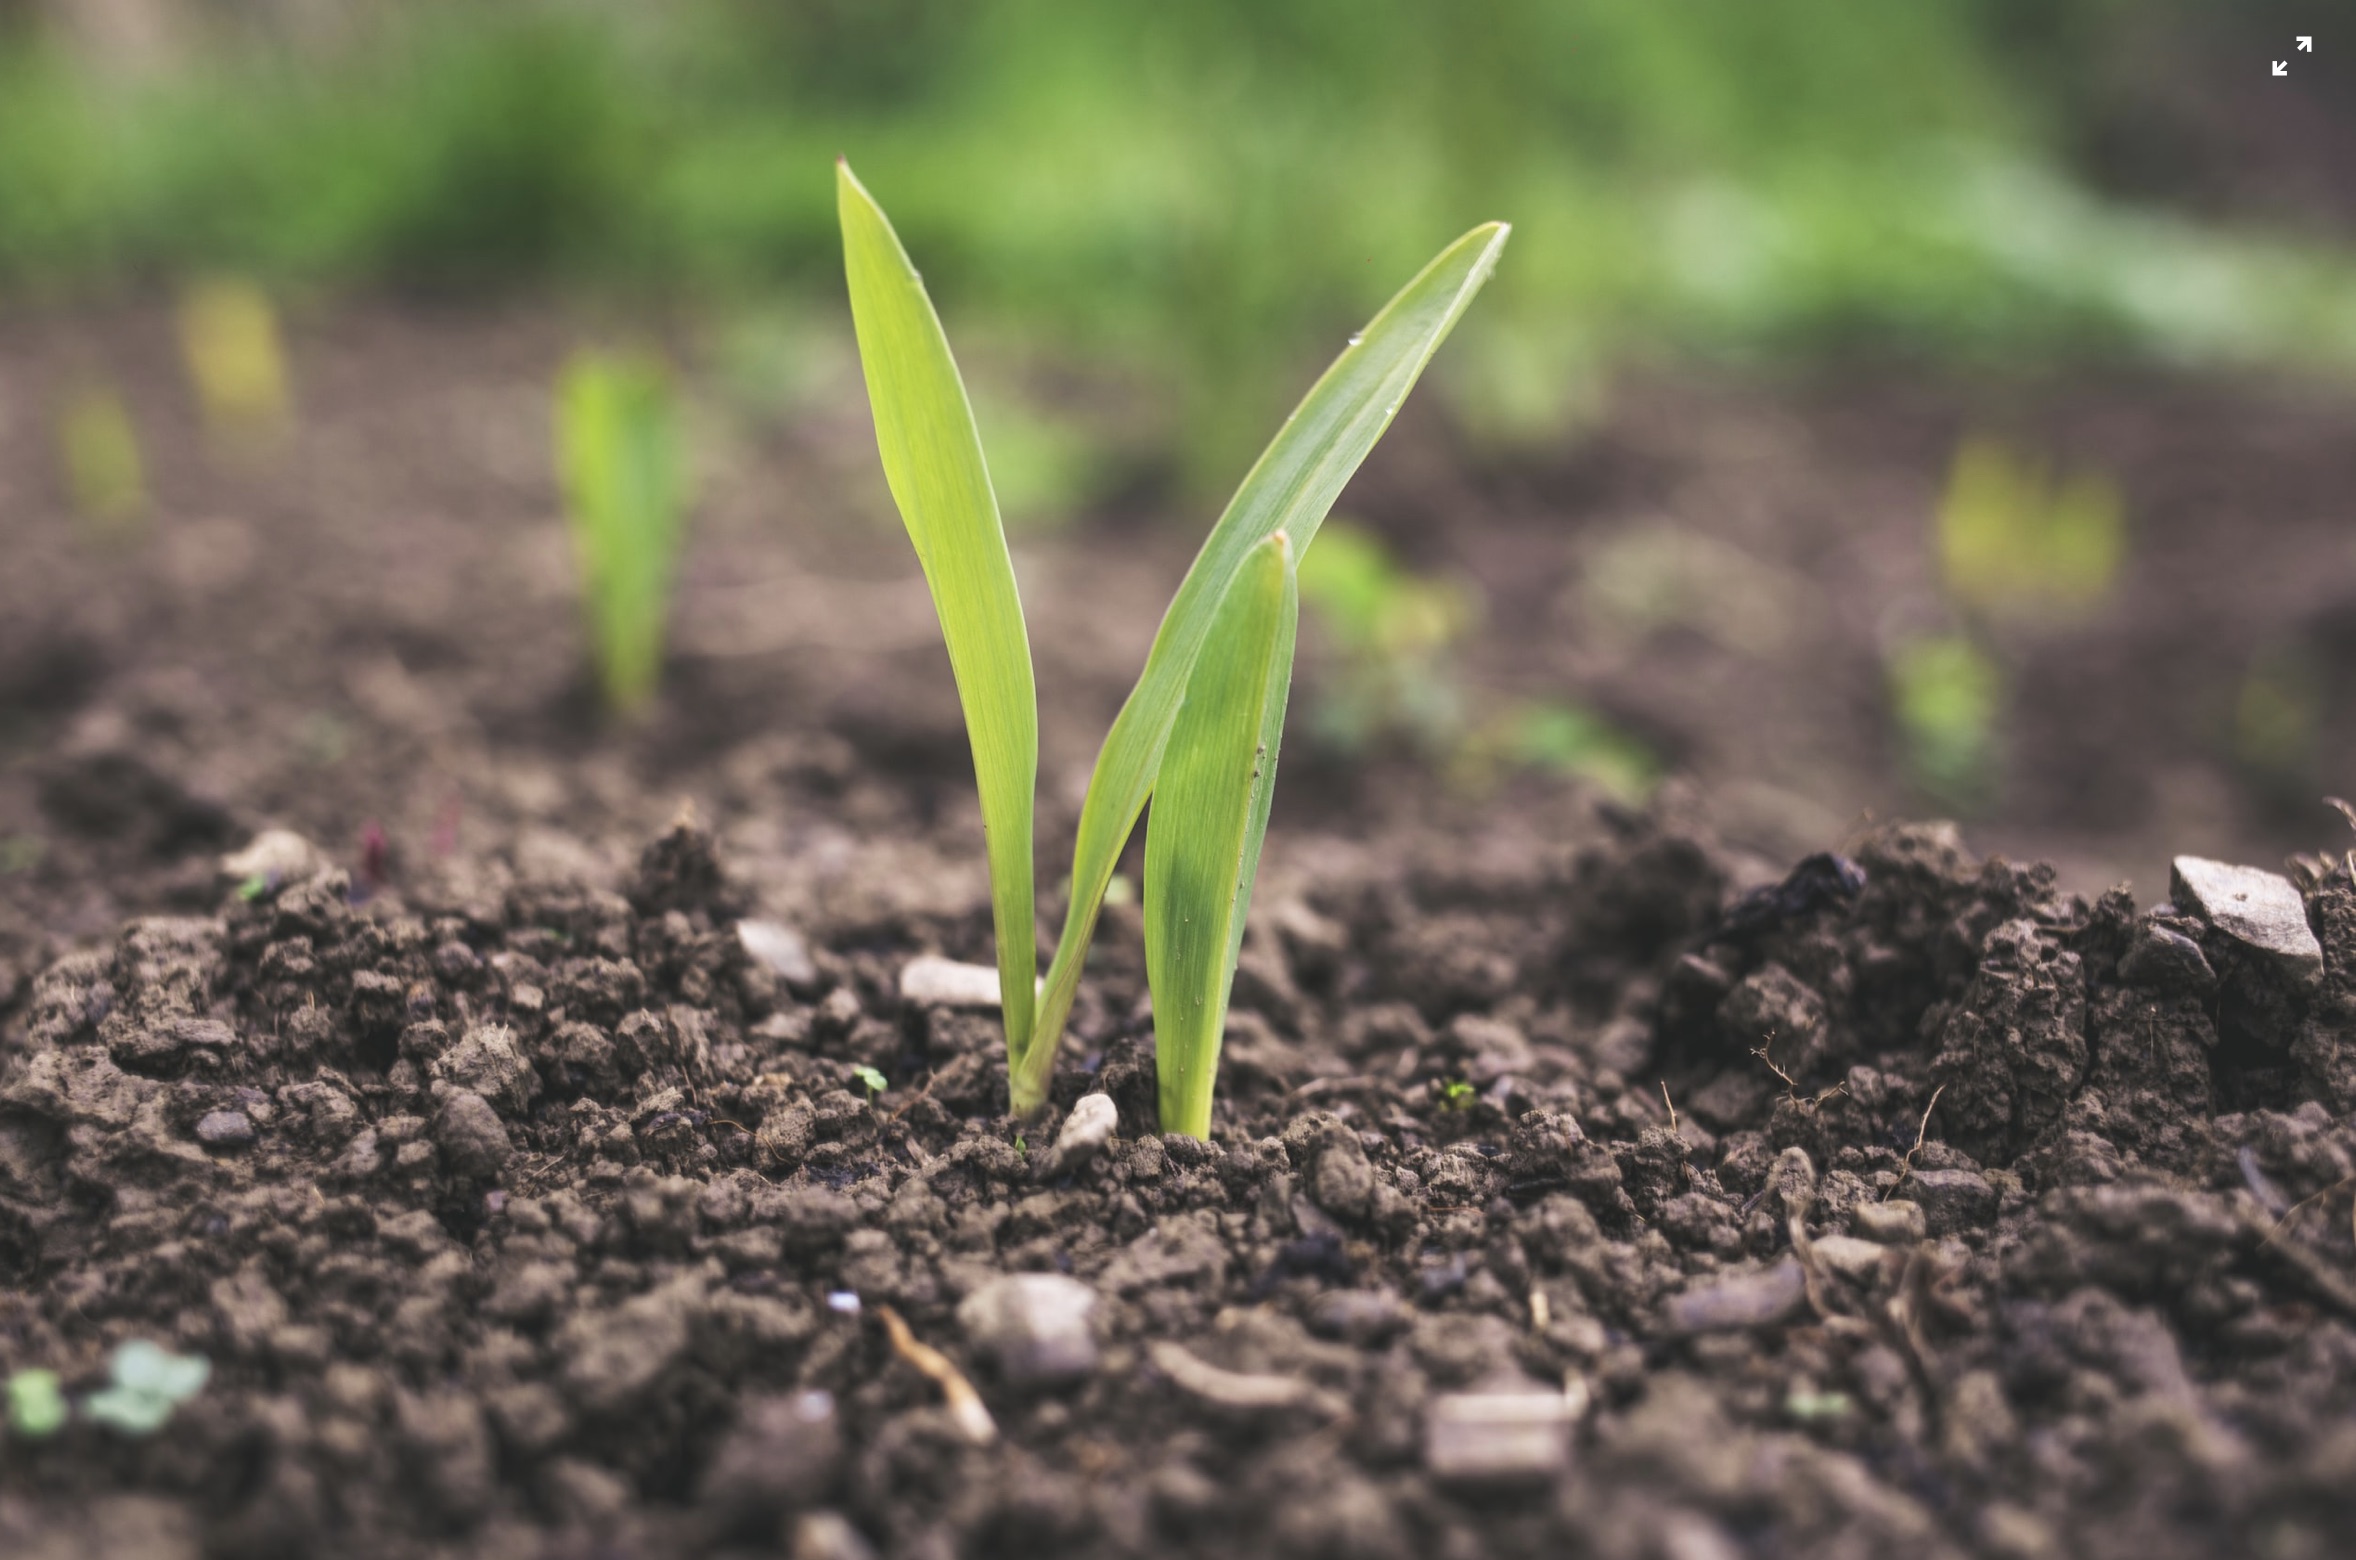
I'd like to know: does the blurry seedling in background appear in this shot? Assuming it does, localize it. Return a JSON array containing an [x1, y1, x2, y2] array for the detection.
[[839, 160, 1505, 1132], [57, 383, 148, 535], [80, 1340, 210, 1435], [1887, 633, 2002, 806], [1296, 519, 1476, 751], [556, 349, 691, 716], [6, 1369, 66, 1438], [1460, 700, 1659, 804], [2234, 642, 2325, 792], [969, 384, 1103, 534], [1889, 436, 2126, 809], [1937, 436, 2126, 618], [178, 277, 292, 451]]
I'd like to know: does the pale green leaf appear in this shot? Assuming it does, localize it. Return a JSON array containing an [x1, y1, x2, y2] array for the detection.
[[838, 161, 1038, 1058], [556, 350, 687, 715], [1018, 220, 1510, 1109], [1145, 534, 1297, 1139]]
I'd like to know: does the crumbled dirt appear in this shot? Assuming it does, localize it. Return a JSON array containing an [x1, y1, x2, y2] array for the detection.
[[4, 803, 2356, 1560], [11, 301, 2356, 1557]]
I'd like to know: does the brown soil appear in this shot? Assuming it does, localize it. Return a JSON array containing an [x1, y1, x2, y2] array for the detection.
[[6, 302, 2356, 1558]]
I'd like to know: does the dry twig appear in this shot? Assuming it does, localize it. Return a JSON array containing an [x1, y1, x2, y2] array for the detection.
[[1752, 1040, 1849, 1109], [1884, 1084, 1946, 1202], [877, 1306, 996, 1445]]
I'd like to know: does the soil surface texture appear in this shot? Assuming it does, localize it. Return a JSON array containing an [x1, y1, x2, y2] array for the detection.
[[6, 805, 2356, 1560]]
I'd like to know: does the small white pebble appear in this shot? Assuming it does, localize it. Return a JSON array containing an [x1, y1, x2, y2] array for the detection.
[[826, 1291, 862, 1316], [897, 956, 1003, 1009]]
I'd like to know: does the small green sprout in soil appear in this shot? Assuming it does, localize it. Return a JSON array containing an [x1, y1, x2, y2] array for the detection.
[[851, 1064, 888, 1097], [81, 1341, 210, 1436], [1438, 1078, 1476, 1111], [2235, 641, 2325, 791], [178, 276, 292, 451], [1887, 631, 2001, 807], [6, 1369, 66, 1439], [555, 348, 690, 717], [1938, 435, 2125, 619], [839, 159, 1506, 1134], [1466, 699, 1659, 803], [1297, 518, 1476, 751], [57, 382, 147, 535]]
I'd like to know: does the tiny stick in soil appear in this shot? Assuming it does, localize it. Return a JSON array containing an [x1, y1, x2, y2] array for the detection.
[[1885, 1083, 1946, 1203], [877, 1306, 996, 1445]]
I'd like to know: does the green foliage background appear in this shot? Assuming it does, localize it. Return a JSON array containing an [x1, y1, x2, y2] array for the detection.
[[4, 0, 2350, 466]]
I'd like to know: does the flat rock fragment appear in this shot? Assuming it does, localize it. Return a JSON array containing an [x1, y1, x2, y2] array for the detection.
[[2171, 856, 2323, 985], [956, 1274, 1100, 1385], [897, 956, 1002, 1009], [1663, 1260, 1807, 1334], [1424, 1385, 1576, 1484], [736, 919, 819, 989]]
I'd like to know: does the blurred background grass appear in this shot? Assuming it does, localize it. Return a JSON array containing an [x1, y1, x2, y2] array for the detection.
[[4, 0, 2352, 476]]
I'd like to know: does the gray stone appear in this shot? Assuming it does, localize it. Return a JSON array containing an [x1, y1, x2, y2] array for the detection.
[[1662, 1260, 1807, 1334], [897, 956, 1002, 1008], [1908, 1167, 1997, 1236], [2171, 856, 2323, 986], [1851, 1199, 1926, 1245], [433, 1090, 512, 1181], [957, 1273, 1099, 1384], [736, 920, 818, 990], [220, 829, 323, 887], [1035, 1093, 1117, 1179], [1423, 1385, 1575, 1483], [194, 1110, 255, 1149]]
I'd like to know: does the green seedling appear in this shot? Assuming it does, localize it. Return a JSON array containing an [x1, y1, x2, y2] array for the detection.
[[851, 1064, 888, 1097], [1297, 519, 1476, 751], [556, 349, 690, 716], [178, 277, 292, 450], [6, 1369, 66, 1438], [58, 383, 147, 535], [80, 1340, 209, 1436], [1470, 699, 1659, 803], [1937, 436, 2124, 619], [1438, 1078, 1476, 1111], [840, 161, 1505, 1131], [1888, 632, 2001, 805], [2234, 642, 2324, 787]]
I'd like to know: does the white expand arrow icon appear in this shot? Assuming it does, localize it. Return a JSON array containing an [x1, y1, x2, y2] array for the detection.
[[2272, 60, 2288, 75], [2298, 37, 2313, 52]]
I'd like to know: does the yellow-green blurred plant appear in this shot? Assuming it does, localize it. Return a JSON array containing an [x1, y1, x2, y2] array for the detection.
[[1296, 519, 1477, 750], [1888, 633, 2001, 804], [178, 277, 292, 449], [555, 349, 690, 716], [2234, 643, 2324, 785], [57, 383, 148, 535], [1451, 699, 1658, 803], [1937, 436, 2125, 618]]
